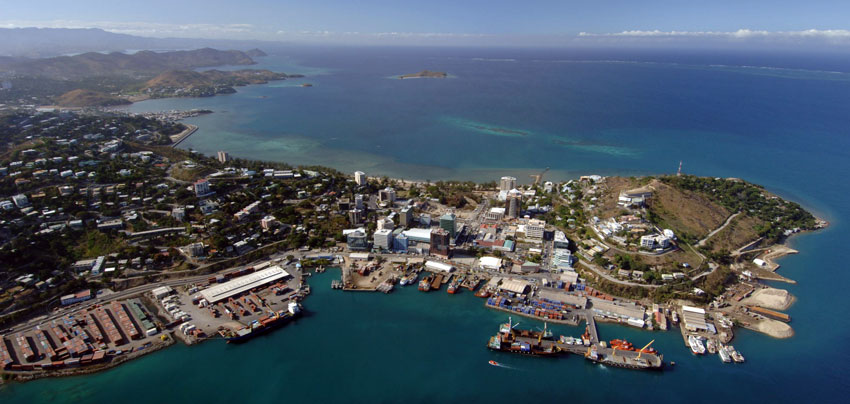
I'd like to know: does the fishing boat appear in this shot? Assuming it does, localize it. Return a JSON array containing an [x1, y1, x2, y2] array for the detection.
[[706, 338, 717, 354], [718, 345, 732, 363], [726, 345, 745, 363], [688, 335, 706, 355]]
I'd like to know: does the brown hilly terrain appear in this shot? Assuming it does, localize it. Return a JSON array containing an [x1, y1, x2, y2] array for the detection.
[[54, 89, 132, 107], [1, 48, 256, 79]]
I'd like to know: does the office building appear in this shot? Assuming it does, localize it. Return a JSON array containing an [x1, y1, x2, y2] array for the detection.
[[373, 229, 393, 251], [354, 194, 364, 210], [525, 219, 545, 239], [430, 228, 451, 258], [440, 212, 457, 239], [347, 230, 369, 251], [400, 206, 413, 228], [505, 189, 522, 219], [348, 209, 364, 225]]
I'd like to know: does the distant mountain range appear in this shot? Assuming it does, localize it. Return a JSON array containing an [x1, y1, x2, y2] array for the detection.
[[0, 27, 276, 58], [0, 48, 258, 79]]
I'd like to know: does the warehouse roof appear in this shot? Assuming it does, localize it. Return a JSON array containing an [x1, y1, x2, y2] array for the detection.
[[498, 278, 531, 294], [200, 266, 290, 303]]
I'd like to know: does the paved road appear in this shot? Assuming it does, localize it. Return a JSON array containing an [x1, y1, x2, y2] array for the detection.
[[576, 259, 662, 289]]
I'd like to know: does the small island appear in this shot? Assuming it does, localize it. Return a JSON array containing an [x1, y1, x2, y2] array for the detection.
[[398, 70, 448, 79]]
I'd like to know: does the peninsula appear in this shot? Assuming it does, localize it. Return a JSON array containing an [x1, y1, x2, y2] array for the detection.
[[0, 107, 826, 380], [0, 48, 303, 107]]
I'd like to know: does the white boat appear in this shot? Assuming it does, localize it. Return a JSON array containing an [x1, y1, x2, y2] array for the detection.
[[727, 345, 745, 363], [688, 335, 706, 355], [718, 345, 732, 363]]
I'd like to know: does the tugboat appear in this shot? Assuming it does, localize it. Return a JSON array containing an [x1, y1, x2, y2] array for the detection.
[[418, 275, 432, 292], [487, 317, 561, 356], [474, 287, 491, 298]]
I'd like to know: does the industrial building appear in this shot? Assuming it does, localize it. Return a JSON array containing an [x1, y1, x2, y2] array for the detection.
[[478, 256, 503, 271], [591, 298, 646, 328], [681, 305, 709, 331], [425, 261, 454, 273], [199, 266, 291, 304]]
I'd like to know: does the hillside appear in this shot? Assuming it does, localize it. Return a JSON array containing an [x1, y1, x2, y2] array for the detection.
[[54, 89, 131, 107], [141, 69, 300, 98], [2, 48, 257, 79]]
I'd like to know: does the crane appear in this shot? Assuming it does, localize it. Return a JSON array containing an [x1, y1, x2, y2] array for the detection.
[[637, 339, 655, 359], [538, 322, 548, 344]]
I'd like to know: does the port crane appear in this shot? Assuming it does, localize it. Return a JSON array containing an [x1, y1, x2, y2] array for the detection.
[[636, 340, 655, 360]]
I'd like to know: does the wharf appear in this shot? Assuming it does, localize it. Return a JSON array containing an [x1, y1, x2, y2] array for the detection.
[[170, 124, 198, 147]]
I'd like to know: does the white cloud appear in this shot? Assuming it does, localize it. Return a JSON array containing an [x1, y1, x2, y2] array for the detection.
[[0, 20, 256, 38], [578, 28, 850, 42]]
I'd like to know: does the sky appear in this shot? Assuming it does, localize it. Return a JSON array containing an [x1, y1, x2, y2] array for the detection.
[[2, 0, 850, 48]]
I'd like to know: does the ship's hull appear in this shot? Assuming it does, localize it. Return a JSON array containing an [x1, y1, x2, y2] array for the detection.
[[224, 313, 296, 343]]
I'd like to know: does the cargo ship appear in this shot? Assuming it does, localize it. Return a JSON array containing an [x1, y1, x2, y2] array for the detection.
[[219, 302, 301, 343], [487, 317, 561, 356], [584, 344, 664, 371], [418, 275, 432, 292]]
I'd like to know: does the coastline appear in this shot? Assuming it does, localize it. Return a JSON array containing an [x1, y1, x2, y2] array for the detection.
[[170, 124, 198, 147]]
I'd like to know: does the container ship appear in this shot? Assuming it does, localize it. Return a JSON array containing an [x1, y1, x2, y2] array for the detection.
[[219, 302, 301, 343], [487, 317, 561, 356]]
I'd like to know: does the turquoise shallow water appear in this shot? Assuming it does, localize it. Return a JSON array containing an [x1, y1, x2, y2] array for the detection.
[[3, 47, 850, 402]]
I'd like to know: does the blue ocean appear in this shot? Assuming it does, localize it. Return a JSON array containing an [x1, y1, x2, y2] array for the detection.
[[2, 46, 849, 403]]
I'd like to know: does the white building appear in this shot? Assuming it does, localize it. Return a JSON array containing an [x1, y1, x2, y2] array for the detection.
[[377, 217, 394, 231], [260, 215, 277, 230], [478, 256, 503, 271], [640, 235, 656, 249], [373, 229, 394, 251], [554, 231, 570, 249], [499, 176, 517, 192], [425, 261, 454, 273], [484, 207, 505, 222], [525, 219, 546, 239], [354, 171, 367, 186]]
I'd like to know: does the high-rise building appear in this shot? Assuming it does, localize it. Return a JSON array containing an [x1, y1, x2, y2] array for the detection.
[[400, 206, 413, 228], [354, 194, 364, 210], [348, 209, 364, 225], [429, 228, 451, 258], [505, 189, 522, 218], [440, 212, 457, 239], [194, 179, 211, 197], [217, 151, 230, 163], [373, 229, 393, 251], [354, 171, 367, 186], [500, 176, 517, 192], [378, 187, 396, 204]]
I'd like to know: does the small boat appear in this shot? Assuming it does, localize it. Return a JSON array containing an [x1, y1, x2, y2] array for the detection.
[[488, 360, 499, 366], [718, 345, 732, 363], [688, 335, 706, 355]]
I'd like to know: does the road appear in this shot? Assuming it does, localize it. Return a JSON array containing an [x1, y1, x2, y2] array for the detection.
[[698, 211, 741, 247]]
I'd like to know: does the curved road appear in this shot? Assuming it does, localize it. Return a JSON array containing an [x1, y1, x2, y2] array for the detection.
[[698, 211, 741, 247]]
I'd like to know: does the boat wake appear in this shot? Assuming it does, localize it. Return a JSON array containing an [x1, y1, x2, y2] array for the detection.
[[488, 360, 518, 370]]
